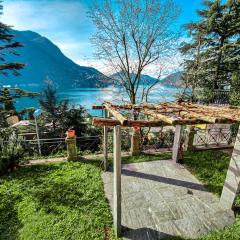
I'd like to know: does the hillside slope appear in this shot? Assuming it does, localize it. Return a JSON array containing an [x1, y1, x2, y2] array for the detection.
[[2, 30, 109, 89]]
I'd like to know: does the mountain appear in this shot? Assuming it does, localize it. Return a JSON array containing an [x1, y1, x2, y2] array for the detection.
[[110, 71, 183, 87], [110, 72, 160, 85], [159, 71, 183, 88], [2, 30, 109, 89]]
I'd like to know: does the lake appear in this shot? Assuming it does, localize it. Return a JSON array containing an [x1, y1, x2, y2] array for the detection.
[[15, 85, 181, 116]]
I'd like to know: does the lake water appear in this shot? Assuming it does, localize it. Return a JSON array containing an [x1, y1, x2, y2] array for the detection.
[[15, 85, 180, 116]]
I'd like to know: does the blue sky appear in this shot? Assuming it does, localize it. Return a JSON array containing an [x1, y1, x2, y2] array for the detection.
[[2, 0, 203, 74]]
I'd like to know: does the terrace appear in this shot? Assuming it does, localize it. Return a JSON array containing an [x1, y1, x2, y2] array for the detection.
[[92, 101, 240, 238]]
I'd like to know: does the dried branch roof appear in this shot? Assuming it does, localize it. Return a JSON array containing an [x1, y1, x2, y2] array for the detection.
[[92, 102, 240, 127]]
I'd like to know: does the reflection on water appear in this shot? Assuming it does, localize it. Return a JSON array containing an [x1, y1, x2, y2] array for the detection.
[[15, 85, 180, 116]]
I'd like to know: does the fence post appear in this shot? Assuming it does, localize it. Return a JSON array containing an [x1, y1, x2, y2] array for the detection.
[[220, 125, 240, 210], [113, 125, 121, 237], [172, 125, 183, 163], [103, 110, 109, 171], [66, 131, 77, 161]]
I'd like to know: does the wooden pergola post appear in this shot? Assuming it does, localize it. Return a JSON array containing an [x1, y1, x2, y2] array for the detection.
[[172, 125, 183, 163], [113, 125, 122, 237], [220, 125, 240, 209], [103, 109, 108, 171], [184, 125, 195, 151], [130, 128, 141, 156]]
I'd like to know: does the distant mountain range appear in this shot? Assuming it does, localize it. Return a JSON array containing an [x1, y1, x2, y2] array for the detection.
[[110, 71, 183, 87], [160, 71, 183, 88], [2, 30, 109, 89], [2, 29, 182, 89]]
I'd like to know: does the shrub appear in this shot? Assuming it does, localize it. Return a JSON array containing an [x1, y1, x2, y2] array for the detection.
[[0, 128, 24, 175]]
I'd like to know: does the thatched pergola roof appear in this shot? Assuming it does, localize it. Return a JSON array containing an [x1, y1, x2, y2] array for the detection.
[[92, 101, 240, 127]]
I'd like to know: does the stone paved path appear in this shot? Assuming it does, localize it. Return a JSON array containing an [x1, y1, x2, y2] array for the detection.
[[102, 160, 235, 239]]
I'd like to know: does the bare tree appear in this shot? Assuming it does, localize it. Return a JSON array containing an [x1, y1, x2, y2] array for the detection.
[[89, 0, 181, 104]]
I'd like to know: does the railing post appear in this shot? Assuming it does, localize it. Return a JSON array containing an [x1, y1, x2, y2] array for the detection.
[[220, 125, 240, 210], [172, 125, 183, 163], [113, 125, 121, 237]]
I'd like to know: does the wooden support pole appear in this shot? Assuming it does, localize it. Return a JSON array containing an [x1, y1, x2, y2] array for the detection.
[[103, 110, 108, 171], [130, 128, 141, 156], [113, 125, 121, 237], [183, 125, 195, 151], [172, 125, 183, 163], [220, 125, 240, 210]]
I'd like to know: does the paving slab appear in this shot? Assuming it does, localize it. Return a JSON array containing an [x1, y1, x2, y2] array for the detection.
[[102, 160, 235, 239]]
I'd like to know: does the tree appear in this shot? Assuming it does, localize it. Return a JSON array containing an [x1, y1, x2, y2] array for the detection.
[[39, 82, 97, 138], [89, 0, 180, 104], [179, 21, 206, 102], [0, 1, 24, 76], [39, 81, 69, 135], [0, 88, 38, 112], [180, 0, 240, 104], [0, 1, 38, 125]]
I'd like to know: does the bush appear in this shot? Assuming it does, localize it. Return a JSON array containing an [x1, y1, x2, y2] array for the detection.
[[0, 128, 24, 175]]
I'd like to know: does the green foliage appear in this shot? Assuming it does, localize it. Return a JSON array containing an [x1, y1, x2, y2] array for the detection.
[[39, 81, 69, 136], [121, 152, 171, 164], [0, 4, 39, 120], [39, 82, 100, 139], [181, 0, 240, 104], [0, 162, 114, 240], [0, 128, 24, 175], [183, 150, 240, 240], [0, 20, 24, 76], [0, 88, 39, 113], [229, 72, 240, 106], [184, 150, 230, 195]]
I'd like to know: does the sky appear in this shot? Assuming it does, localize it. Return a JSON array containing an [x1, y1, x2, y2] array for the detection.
[[1, 0, 203, 76]]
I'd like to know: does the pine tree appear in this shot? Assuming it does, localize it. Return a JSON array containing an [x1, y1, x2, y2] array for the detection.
[[0, 2, 24, 76], [181, 0, 240, 104], [39, 81, 69, 135], [0, 1, 38, 125]]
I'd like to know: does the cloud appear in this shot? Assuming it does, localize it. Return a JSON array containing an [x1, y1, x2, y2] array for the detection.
[[1, 0, 183, 75], [2, 0, 92, 32], [1, 0, 95, 64]]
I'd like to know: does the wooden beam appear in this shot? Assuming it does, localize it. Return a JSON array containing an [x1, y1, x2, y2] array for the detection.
[[220, 125, 240, 209], [179, 111, 218, 124], [144, 109, 177, 124], [103, 102, 128, 125], [113, 125, 121, 237], [93, 102, 240, 125], [92, 117, 169, 127]]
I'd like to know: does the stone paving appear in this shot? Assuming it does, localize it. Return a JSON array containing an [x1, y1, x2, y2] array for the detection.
[[102, 160, 235, 239]]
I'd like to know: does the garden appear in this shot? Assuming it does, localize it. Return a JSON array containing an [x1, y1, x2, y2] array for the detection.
[[0, 150, 240, 240]]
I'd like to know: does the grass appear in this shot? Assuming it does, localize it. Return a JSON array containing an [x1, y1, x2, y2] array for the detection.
[[0, 161, 115, 240], [183, 150, 231, 196], [0, 151, 172, 240], [117, 152, 171, 164], [182, 150, 240, 240], [1, 150, 240, 240]]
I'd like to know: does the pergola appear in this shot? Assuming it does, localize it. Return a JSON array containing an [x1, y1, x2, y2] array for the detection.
[[92, 101, 240, 237]]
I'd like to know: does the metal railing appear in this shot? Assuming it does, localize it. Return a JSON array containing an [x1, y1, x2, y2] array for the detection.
[[2, 135, 102, 156], [2, 126, 235, 158], [193, 128, 234, 148]]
